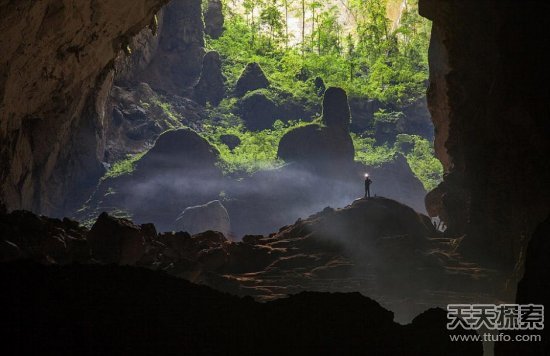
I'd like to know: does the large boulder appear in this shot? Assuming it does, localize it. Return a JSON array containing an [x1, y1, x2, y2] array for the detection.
[[175, 200, 231, 237], [220, 134, 241, 150], [137, 128, 220, 172], [204, 0, 224, 39], [0, 209, 89, 264], [234, 62, 270, 97], [236, 90, 278, 131], [277, 87, 354, 172], [365, 154, 428, 214], [194, 51, 226, 106], [277, 124, 355, 169], [322, 87, 351, 131], [87, 212, 151, 265]]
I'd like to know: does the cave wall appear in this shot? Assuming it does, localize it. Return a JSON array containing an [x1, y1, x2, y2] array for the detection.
[[420, 0, 550, 268], [129, 0, 206, 94], [0, 0, 171, 215]]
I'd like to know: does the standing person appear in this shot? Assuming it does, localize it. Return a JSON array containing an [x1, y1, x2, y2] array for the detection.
[[364, 174, 372, 198]]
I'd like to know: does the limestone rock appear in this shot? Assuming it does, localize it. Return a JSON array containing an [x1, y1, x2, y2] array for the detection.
[[349, 97, 383, 133], [88, 212, 150, 265], [277, 124, 355, 169], [175, 200, 231, 237], [194, 51, 225, 106], [237, 90, 278, 131], [135, 0, 206, 94], [234, 63, 270, 97], [204, 0, 224, 39], [137, 128, 220, 172], [314, 77, 326, 96], [220, 134, 241, 150], [321, 87, 351, 131], [277, 87, 354, 172], [0, 0, 169, 215]]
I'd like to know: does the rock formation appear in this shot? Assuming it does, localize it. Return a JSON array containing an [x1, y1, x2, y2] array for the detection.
[[175, 200, 231, 237], [88, 212, 152, 265], [0, 197, 503, 324], [495, 216, 550, 355], [365, 154, 428, 214], [137, 128, 220, 172], [278, 87, 354, 172], [220, 134, 241, 150], [0, 262, 482, 355], [0, 0, 169, 216], [78, 128, 223, 231], [194, 51, 226, 106], [204, 0, 224, 39], [322, 87, 351, 131], [349, 97, 383, 132], [134, 0, 206, 94], [237, 90, 278, 131], [419, 0, 550, 269], [234, 63, 270, 97]]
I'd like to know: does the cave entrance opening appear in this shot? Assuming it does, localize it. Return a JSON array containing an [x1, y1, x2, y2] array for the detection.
[[83, 0, 440, 237]]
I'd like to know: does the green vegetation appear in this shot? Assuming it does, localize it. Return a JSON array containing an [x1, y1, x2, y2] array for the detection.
[[352, 133, 443, 191], [103, 1, 440, 191], [202, 119, 312, 174], [208, 0, 430, 104], [103, 152, 147, 179]]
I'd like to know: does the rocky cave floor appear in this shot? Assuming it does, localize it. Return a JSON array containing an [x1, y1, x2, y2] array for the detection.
[[0, 196, 508, 324]]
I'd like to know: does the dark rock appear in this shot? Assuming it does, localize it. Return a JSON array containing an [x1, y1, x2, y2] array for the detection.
[[420, 0, 550, 267], [295, 67, 311, 81], [88, 212, 148, 265], [277, 124, 355, 170], [0, 262, 482, 355], [175, 200, 231, 237], [125, 121, 162, 141], [0, 209, 89, 264], [204, 0, 224, 39], [234, 63, 270, 97], [122, 105, 148, 121], [237, 90, 278, 131], [365, 154, 428, 214], [194, 51, 225, 106], [314, 76, 326, 96], [137, 128, 220, 172], [0, 240, 22, 263], [349, 97, 383, 132], [277, 88, 354, 172], [404, 308, 483, 356], [495, 216, 550, 355], [220, 134, 241, 150], [322, 87, 351, 131], [401, 97, 433, 140], [373, 110, 406, 144], [134, 0, 206, 93]]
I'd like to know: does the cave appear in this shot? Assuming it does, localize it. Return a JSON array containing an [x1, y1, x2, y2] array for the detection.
[[1, 0, 548, 355]]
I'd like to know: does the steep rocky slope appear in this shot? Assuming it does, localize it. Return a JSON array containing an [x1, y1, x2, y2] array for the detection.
[[0, 0, 169, 216], [420, 0, 550, 268]]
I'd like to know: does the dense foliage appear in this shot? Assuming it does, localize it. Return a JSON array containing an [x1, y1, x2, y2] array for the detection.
[[103, 0, 442, 192], [208, 0, 431, 104]]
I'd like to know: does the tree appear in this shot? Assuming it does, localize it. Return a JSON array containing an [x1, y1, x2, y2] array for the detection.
[[260, 1, 284, 48]]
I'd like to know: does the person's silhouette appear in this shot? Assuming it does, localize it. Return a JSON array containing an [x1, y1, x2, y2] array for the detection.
[[364, 174, 372, 198]]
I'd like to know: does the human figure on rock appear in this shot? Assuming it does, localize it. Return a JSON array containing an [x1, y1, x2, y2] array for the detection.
[[364, 174, 372, 198]]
